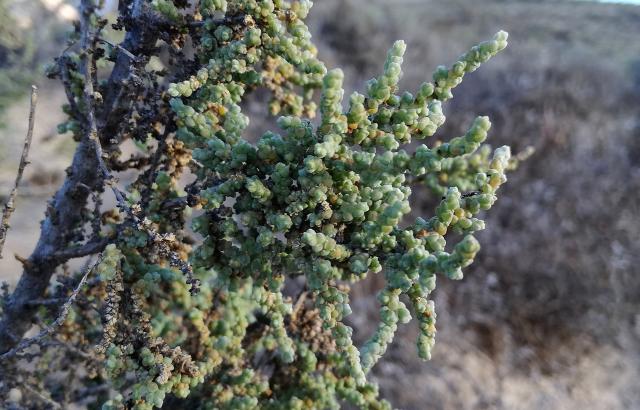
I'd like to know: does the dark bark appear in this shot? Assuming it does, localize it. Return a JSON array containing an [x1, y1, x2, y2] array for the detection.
[[98, 1, 156, 145], [0, 0, 158, 355], [0, 137, 100, 353]]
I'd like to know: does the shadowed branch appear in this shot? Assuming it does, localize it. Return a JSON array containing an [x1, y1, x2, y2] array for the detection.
[[0, 85, 38, 259]]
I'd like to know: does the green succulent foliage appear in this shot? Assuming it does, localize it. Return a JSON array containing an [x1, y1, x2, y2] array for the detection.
[[94, 1, 513, 408]]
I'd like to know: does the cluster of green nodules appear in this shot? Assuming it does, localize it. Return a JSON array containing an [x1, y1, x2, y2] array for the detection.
[[92, 1, 513, 408]]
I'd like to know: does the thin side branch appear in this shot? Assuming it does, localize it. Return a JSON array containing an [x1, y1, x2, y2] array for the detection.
[[0, 257, 96, 360], [22, 383, 62, 409], [53, 235, 112, 261], [58, 57, 82, 121], [97, 38, 139, 62], [0, 85, 38, 259]]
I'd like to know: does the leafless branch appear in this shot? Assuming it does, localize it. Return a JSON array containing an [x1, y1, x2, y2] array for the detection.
[[58, 57, 82, 121], [22, 383, 62, 409], [53, 235, 112, 261], [97, 38, 139, 62], [0, 257, 96, 361], [0, 86, 38, 259], [25, 297, 69, 307]]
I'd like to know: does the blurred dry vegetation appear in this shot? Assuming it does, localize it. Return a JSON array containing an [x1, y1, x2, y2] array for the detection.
[[1, 0, 640, 408]]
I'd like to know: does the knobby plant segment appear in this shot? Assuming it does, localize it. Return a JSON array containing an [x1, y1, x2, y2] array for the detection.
[[0, 1, 517, 408]]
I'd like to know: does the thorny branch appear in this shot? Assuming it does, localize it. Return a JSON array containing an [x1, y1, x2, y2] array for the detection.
[[0, 86, 38, 259]]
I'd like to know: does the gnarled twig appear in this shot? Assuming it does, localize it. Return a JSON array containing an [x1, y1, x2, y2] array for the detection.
[[0, 256, 96, 360], [0, 85, 38, 259]]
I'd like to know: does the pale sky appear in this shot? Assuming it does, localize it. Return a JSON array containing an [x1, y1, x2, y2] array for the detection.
[[595, 0, 640, 3]]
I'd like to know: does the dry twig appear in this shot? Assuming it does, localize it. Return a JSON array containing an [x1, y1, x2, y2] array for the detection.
[[0, 85, 38, 259], [0, 257, 97, 361], [22, 383, 62, 409]]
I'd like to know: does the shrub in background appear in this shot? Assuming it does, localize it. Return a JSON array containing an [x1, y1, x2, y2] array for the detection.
[[0, 0, 34, 129]]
